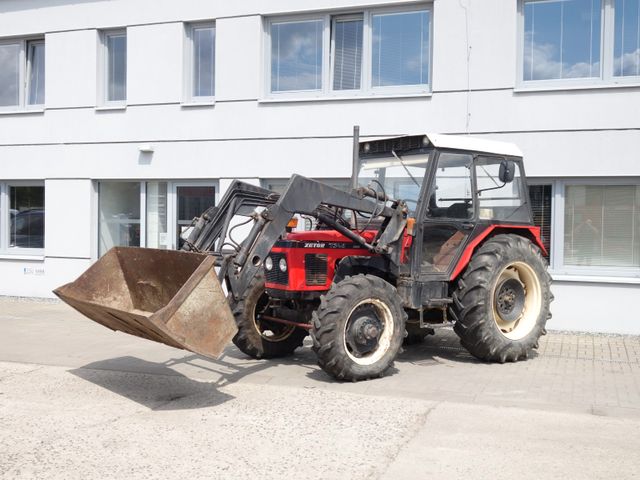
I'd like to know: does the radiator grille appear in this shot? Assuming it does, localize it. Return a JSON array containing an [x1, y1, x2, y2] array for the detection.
[[305, 254, 328, 286], [265, 252, 288, 285]]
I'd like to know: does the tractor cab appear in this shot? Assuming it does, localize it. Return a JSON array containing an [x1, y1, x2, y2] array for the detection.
[[356, 134, 537, 285]]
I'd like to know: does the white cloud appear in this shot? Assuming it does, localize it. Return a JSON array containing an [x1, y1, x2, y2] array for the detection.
[[614, 49, 640, 77], [523, 35, 599, 80]]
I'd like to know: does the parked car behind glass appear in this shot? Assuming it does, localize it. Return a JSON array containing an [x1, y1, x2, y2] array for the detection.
[[10, 209, 44, 248]]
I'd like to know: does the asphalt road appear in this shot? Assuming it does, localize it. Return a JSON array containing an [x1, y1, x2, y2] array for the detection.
[[1, 299, 639, 479]]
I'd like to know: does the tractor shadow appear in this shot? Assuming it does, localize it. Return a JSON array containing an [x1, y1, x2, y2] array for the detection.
[[304, 330, 483, 383], [70, 331, 528, 404], [397, 328, 541, 366], [398, 329, 480, 365], [70, 345, 319, 410]]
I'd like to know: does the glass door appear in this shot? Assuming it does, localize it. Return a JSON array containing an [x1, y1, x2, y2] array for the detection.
[[175, 185, 216, 249]]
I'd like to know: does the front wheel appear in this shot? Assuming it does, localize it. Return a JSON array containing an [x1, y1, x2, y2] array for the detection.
[[451, 234, 553, 363], [311, 275, 406, 381], [230, 274, 307, 359]]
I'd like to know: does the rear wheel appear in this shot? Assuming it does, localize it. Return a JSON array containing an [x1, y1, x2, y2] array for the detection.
[[311, 275, 406, 381], [451, 234, 552, 363], [230, 274, 307, 359]]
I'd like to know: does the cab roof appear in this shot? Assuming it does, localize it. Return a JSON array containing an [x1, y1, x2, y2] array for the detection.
[[361, 133, 523, 158]]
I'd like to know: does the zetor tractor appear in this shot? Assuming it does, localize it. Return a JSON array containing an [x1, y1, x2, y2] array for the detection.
[[55, 129, 552, 382]]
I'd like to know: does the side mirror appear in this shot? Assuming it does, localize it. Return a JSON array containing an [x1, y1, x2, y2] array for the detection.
[[499, 160, 516, 183]]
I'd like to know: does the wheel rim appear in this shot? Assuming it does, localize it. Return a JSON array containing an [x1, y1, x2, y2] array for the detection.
[[492, 262, 542, 340], [251, 293, 295, 343], [343, 298, 394, 366]]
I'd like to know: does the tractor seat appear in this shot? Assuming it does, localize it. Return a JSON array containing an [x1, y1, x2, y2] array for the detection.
[[446, 202, 472, 219]]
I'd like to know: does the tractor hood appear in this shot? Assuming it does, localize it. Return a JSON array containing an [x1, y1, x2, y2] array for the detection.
[[285, 230, 377, 245]]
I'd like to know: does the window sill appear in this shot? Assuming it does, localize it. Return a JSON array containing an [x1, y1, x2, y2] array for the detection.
[[0, 254, 45, 261], [0, 108, 45, 116], [514, 81, 640, 94], [551, 273, 640, 285], [95, 104, 127, 112], [181, 100, 216, 108], [259, 91, 432, 104]]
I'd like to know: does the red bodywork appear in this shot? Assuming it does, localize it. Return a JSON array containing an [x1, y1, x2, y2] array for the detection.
[[265, 230, 377, 291], [265, 225, 545, 292]]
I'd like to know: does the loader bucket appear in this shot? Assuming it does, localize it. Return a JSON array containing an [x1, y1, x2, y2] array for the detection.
[[53, 247, 237, 359]]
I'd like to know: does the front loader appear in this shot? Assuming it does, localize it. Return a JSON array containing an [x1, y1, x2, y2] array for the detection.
[[55, 128, 552, 381]]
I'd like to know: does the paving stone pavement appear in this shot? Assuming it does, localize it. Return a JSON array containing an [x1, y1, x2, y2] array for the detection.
[[0, 298, 638, 418], [1, 299, 639, 479]]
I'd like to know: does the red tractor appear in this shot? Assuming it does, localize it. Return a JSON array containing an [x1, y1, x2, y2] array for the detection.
[[56, 129, 552, 382]]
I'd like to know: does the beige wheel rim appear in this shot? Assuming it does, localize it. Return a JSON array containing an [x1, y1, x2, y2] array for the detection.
[[491, 262, 542, 340], [251, 294, 295, 343], [343, 298, 394, 366]]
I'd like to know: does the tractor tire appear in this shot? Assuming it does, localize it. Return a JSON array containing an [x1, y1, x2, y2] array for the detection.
[[230, 274, 307, 359], [451, 234, 553, 363], [311, 275, 406, 381]]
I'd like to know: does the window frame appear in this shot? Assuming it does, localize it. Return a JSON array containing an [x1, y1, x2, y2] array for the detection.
[[0, 181, 46, 256], [517, 0, 640, 90], [184, 21, 216, 104], [264, 4, 433, 100], [0, 37, 45, 112], [99, 29, 127, 107]]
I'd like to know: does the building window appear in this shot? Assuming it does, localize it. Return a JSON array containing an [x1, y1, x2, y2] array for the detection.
[[271, 19, 324, 93], [176, 186, 215, 249], [0, 38, 45, 109], [520, 0, 640, 86], [0, 183, 45, 252], [98, 181, 216, 255], [523, 0, 601, 81], [101, 30, 127, 104], [614, 0, 640, 77], [529, 184, 553, 258], [98, 182, 140, 256], [371, 10, 431, 88], [267, 5, 432, 97], [187, 22, 216, 101], [564, 184, 640, 269], [146, 182, 168, 250], [332, 16, 363, 91]]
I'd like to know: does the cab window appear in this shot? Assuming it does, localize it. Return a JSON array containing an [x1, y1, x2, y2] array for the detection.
[[475, 156, 528, 222], [427, 153, 474, 220]]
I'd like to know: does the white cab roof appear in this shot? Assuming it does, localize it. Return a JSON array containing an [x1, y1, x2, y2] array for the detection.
[[362, 133, 523, 158]]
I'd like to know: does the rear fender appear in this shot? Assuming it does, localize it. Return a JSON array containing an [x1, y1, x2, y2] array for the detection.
[[450, 225, 546, 281]]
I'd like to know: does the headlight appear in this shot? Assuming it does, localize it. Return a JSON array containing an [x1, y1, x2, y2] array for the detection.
[[279, 258, 288, 272], [264, 256, 273, 271]]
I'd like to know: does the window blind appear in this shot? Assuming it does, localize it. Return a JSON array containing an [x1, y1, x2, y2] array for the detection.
[[564, 185, 640, 267], [371, 10, 430, 87], [529, 185, 552, 258], [333, 17, 363, 90]]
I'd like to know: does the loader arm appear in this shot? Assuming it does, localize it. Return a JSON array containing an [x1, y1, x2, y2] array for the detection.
[[184, 174, 406, 300]]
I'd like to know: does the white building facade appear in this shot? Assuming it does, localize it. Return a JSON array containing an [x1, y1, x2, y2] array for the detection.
[[0, 0, 639, 333]]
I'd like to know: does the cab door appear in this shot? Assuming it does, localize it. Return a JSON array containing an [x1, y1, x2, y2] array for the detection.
[[416, 152, 476, 279]]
